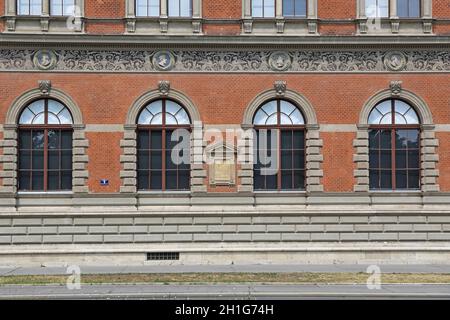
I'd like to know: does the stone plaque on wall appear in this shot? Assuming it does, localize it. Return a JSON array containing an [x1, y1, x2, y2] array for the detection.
[[206, 142, 236, 186]]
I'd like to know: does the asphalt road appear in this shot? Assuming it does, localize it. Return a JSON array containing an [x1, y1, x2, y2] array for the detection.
[[0, 284, 449, 299]]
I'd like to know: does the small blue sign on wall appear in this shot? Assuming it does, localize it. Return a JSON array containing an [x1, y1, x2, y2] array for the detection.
[[100, 179, 109, 186]]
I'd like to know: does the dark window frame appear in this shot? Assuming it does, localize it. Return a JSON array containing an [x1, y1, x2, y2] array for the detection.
[[17, 98, 73, 192], [253, 99, 306, 191], [136, 98, 191, 191], [368, 99, 421, 191]]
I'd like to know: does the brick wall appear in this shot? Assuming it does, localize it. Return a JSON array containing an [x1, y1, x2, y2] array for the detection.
[[0, 73, 449, 193]]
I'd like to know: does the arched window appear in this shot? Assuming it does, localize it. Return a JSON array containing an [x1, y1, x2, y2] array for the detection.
[[18, 99, 73, 191], [137, 99, 191, 191], [253, 99, 305, 191], [368, 99, 420, 190]]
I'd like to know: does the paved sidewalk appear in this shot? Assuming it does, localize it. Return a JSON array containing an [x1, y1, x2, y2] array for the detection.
[[1, 264, 450, 276], [1, 284, 450, 299]]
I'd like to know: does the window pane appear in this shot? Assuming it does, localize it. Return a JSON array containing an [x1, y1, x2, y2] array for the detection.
[[283, 0, 294, 16], [149, 0, 160, 16], [150, 151, 162, 169], [168, 0, 180, 16], [281, 170, 293, 189], [395, 150, 407, 169], [32, 150, 44, 169], [180, 0, 192, 17], [48, 130, 60, 149], [138, 150, 149, 169], [265, 174, 277, 190], [409, 0, 420, 17], [48, 171, 59, 190], [408, 170, 420, 189], [264, 0, 275, 17], [369, 150, 379, 169], [18, 0, 30, 15], [138, 131, 149, 149], [178, 170, 190, 190], [61, 150, 72, 170], [51, 0, 63, 15], [61, 131, 73, 149], [294, 0, 307, 16], [150, 170, 162, 189], [369, 130, 380, 149], [380, 130, 391, 148], [61, 171, 72, 190], [138, 171, 149, 190], [369, 169, 379, 189], [252, 0, 263, 17], [19, 171, 31, 190], [48, 150, 60, 169], [19, 150, 31, 169], [281, 131, 292, 150], [380, 170, 392, 189], [293, 150, 304, 169], [396, 170, 408, 189], [136, 0, 148, 16], [254, 172, 265, 190], [408, 150, 420, 168], [380, 150, 391, 168], [150, 131, 163, 149], [293, 130, 304, 149], [166, 150, 176, 169], [281, 150, 292, 169], [293, 170, 304, 189], [32, 171, 44, 190], [166, 170, 177, 189], [32, 131, 45, 149], [407, 129, 420, 148], [19, 131, 31, 149], [30, 0, 42, 15]]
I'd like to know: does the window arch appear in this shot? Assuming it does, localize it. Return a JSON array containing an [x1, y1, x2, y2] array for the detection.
[[136, 99, 191, 191], [253, 99, 306, 191], [18, 99, 73, 191], [368, 99, 420, 190]]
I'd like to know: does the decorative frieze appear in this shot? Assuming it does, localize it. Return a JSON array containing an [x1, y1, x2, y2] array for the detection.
[[1, 49, 450, 73]]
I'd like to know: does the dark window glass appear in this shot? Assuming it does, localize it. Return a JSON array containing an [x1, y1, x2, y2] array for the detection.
[[18, 99, 73, 191], [136, 100, 191, 191], [368, 100, 420, 190], [397, 0, 421, 18], [253, 100, 305, 191]]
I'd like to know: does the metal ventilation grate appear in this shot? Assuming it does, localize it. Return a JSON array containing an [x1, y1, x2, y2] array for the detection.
[[147, 252, 180, 261]]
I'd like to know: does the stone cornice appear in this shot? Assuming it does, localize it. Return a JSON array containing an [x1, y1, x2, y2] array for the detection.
[[1, 34, 450, 50]]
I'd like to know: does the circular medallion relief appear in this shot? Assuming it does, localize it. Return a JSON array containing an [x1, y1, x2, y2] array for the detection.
[[384, 51, 407, 71], [33, 50, 57, 70], [269, 51, 291, 72], [152, 51, 175, 71]]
